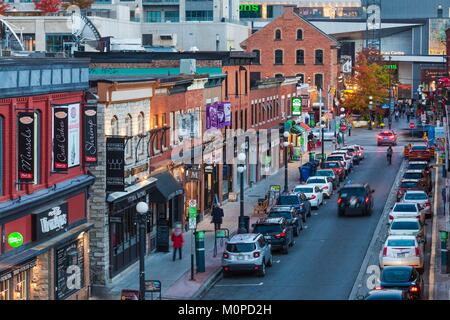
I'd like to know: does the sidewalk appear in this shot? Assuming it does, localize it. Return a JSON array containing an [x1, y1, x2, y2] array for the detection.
[[91, 139, 338, 300]]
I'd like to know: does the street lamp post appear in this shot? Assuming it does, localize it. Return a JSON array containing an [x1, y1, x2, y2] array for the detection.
[[136, 201, 149, 300], [368, 96, 373, 130], [237, 152, 247, 234], [320, 123, 325, 168], [283, 131, 289, 193]]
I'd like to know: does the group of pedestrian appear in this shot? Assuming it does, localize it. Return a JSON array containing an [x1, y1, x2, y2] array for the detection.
[[170, 203, 225, 262]]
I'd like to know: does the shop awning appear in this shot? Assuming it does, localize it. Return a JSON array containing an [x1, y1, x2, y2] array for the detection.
[[290, 124, 305, 135], [148, 171, 184, 203], [107, 178, 157, 204]]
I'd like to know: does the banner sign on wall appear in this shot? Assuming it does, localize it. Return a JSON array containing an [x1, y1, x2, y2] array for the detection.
[[83, 105, 98, 164], [53, 107, 69, 171], [68, 104, 80, 168], [17, 112, 35, 182], [106, 137, 125, 192], [206, 102, 231, 129]]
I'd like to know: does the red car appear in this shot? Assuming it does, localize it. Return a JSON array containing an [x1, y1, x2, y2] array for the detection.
[[396, 179, 429, 201], [377, 130, 397, 146], [323, 161, 346, 182], [408, 145, 432, 162]]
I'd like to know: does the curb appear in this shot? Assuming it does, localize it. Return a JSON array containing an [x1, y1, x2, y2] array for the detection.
[[348, 159, 407, 300]]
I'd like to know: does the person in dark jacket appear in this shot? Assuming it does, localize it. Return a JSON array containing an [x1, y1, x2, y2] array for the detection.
[[212, 204, 224, 230]]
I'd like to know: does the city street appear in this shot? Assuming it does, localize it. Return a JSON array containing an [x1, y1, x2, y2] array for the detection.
[[202, 125, 406, 300]]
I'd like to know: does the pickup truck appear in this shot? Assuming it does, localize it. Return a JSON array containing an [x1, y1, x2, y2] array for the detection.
[[407, 145, 434, 162]]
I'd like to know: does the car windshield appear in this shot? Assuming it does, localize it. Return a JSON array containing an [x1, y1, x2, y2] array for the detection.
[[340, 188, 366, 197], [412, 146, 427, 151], [226, 243, 256, 253], [268, 211, 292, 219], [366, 293, 403, 300], [408, 164, 427, 170], [316, 171, 333, 177], [294, 187, 314, 193], [381, 269, 413, 283], [404, 193, 427, 200], [403, 172, 423, 180], [277, 196, 299, 205], [393, 204, 417, 212], [253, 225, 283, 234], [391, 221, 420, 230], [324, 163, 339, 168], [387, 239, 415, 247], [400, 181, 418, 188], [307, 178, 326, 184]]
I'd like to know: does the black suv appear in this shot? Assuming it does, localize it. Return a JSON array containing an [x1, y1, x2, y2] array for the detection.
[[252, 217, 294, 254], [276, 193, 311, 223], [337, 183, 375, 216], [267, 206, 303, 237]]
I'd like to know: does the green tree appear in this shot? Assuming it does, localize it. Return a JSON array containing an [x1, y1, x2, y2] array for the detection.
[[343, 49, 390, 119]]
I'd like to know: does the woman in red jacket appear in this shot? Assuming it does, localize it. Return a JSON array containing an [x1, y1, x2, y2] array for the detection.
[[171, 224, 184, 261]]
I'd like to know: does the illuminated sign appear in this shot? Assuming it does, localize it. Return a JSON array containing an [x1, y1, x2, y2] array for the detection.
[[384, 64, 397, 70], [239, 4, 260, 12]]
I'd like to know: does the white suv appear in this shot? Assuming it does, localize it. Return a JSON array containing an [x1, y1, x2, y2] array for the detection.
[[222, 233, 273, 277]]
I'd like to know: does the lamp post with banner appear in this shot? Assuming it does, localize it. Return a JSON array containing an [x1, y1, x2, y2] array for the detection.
[[368, 96, 373, 130], [136, 201, 150, 300], [237, 151, 247, 234], [188, 199, 197, 280]]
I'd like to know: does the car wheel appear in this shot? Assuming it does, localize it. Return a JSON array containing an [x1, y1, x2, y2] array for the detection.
[[266, 255, 273, 267], [223, 270, 230, 278], [258, 261, 266, 277]]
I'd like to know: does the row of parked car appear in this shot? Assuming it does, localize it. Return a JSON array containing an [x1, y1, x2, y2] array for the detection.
[[221, 144, 366, 278], [366, 147, 434, 300]]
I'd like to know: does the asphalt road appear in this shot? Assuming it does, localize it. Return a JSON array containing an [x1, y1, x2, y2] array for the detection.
[[202, 123, 406, 300]]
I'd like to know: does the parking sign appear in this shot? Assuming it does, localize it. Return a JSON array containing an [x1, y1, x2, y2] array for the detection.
[[188, 200, 197, 230]]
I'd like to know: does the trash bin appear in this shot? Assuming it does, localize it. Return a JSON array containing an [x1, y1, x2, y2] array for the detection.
[[238, 215, 250, 233], [300, 164, 312, 182], [195, 230, 206, 273]]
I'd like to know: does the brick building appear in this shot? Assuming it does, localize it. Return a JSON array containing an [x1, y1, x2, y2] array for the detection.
[[0, 57, 95, 300], [240, 6, 340, 110]]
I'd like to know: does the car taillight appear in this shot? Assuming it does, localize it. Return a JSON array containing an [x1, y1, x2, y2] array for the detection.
[[389, 135, 395, 140], [416, 215, 421, 220], [383, 247, 387, 256], [223, 252, 229, 259], [426, 201, 431, 207], [410, 285, 420, 293], [275, 231, 286, 239], [322, 186, 329, 190], [310, 195, 317, 200], [253, 251, 260, 258], [337, 198, 342, 205], [365, 197, 369, 204], [415, 247, 420, 256], [389, 214, 394, 221]]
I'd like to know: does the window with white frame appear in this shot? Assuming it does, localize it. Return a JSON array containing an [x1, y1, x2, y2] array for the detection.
[[125, 114, 133, 159], [138, 112, 145, 155], [111, 116, 119, 136]]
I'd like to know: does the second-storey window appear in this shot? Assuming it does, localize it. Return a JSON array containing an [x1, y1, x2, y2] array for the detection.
[[296, 49, 305, 64], [274, 50, 283, 65], [125, 114, 133, 159], [315, 49, 324, 65]]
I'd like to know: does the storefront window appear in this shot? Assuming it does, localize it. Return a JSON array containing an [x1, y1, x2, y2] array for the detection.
[[0, 279, 10, 300], [13, 271, 28, 300]]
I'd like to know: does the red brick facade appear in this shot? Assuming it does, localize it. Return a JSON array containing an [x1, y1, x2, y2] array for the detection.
[[241, 6, 340, 107]]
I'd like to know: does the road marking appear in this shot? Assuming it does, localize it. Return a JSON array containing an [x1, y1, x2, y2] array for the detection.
[[428, 154, 439, 300], [313, 212, 319, 216], [275, 260, 281, 264], [216, 282, 264, 287]]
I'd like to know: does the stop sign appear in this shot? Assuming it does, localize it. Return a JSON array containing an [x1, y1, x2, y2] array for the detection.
[[409, 122, 416, 129]]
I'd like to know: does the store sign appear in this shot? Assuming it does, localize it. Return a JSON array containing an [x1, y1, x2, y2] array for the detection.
[[68, 104, 80, 168], [17, 112, 35, 182], [206, 102, 231, 129], [292, 97, 302, 116], [55, 239, 84, 300], [53, 107, 69, 171], [0, 259, 36, 282], [7, 232, 24, 248], [106, 137, 125, 192], [32, 203, 68, 241], [83, 105, 98, 164], [239, 4, 260, 12]]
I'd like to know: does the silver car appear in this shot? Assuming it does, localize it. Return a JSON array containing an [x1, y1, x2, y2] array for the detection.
[[401, 190, 432, 218], [222, 233, 273, 277], [379, 235, 424, 273]]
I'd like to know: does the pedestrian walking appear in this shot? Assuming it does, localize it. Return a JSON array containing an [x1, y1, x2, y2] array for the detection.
[[171, 224, 184, 261], [348, 123, 352, 136], [211, 203, 224, 230]]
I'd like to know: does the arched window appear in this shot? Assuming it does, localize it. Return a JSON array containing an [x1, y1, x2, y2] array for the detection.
[[296, 74, 305, 83], [125, 114, 133, 158], [111, 116, 119, 136], [296, 49, 305, 64], [274, 50, 283, 65], [315, 49, 324, 65], [296, 29, 303, 40], [252, 49, 261, 64], [274, 29, 281, 40], [138, 112, 145, 155]]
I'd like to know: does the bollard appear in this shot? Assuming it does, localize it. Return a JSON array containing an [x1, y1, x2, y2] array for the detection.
[[195, 230, 206, 273], [440, 230, 448, 274]]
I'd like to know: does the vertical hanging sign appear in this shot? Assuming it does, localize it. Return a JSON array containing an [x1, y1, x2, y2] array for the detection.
[[83, 105, 98, 164], [106, 137, 125, 192], [17, 112, 35, 182], [53, 107, 69, 171]]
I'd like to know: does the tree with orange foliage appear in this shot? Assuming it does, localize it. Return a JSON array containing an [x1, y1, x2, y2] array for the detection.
[[33, 0, 61, 13], [343, 48, 389, 119]]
